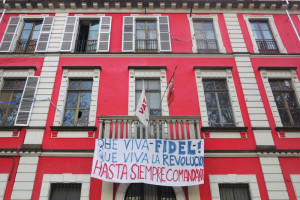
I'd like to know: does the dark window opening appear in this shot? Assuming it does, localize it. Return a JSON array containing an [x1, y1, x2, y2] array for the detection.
[[75, 20, 99, 53], [50, 183, 81, 200], [219, 184, 251, 200]]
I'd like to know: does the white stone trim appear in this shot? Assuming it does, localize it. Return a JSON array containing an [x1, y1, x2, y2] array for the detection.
[[188, 14, 226, 53], [53, 69, 100, 129], [209, 174, 261, 200], [243, 15, 287, 54], [39, 173, 90, 200], [0, 173, 9, 199], [115, 183, 185, 200], [291, 174, 300, 200], [194, 69, 244, 129], [260, 69, 300, 128], [128, 68, 169, 116]]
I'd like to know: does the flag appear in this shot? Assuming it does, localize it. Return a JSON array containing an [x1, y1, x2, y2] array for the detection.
[[167, 77, 175, 106], [136, 81, 149, 126]]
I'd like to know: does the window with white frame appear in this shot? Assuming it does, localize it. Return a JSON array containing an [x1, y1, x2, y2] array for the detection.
[[194, 68, 244, 128], [188, 14, 226, 54], [0, 15, 54, 53], [60, 15, 112, 53], [122, 15, 171, 53], [260, 68, 300, 127], [243, 15, 287, 54], [53, 68, 100, 127]]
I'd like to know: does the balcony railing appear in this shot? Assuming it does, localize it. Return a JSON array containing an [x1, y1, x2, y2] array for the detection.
[[75, 40, 97, 53], [256, 39, 279, 54], [135, 39, 158, 53], [196, 39, 219, 54], [15, 39, 37, 53], [98, 115, 201, 140]]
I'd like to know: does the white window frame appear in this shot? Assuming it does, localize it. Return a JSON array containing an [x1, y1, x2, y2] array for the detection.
[[128, 68, 169, 116], [291, 174, 300, 200], [195, 69, 244, 130], [53, 68, 100, 137], [0, 173, 9, 199], [0, 68, 35, 137], [260, 69, 300, 132], [243, 15, 287, 54], [39, 173, 90, 199], [188, 14, 226, 54]]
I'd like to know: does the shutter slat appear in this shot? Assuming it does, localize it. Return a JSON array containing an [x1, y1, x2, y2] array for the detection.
[[122, 16, 134, 52], [59, 16, 77, 52], [158, 16, 172, 52], [35, 16, 55, 52], [14, 76, 40, 126], [97, 16, 112, 52], [0, 17, 21, 52]]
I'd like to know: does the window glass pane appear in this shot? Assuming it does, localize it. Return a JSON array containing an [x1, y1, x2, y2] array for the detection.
[[205, 93, 217, 108], [205, 30, 216, 40], [63, 109, 76, 126], [79, 92, 91, 108], [10, 93, 22, 109], [136, 22, 145, 30], [262, 31, 272, 40], [81, 80, 92, 90], [195, 30, 204, 39], [250, 22, 259, 31], [221, 109, 234, 126], [147, 22, 156, 29], [193, 22, 203, 30], [0, 109, 5, 125], [253, 31, 262, 39], [291, 109, 300, 126], [149, 93, 160, 109], [77, 110, 89, 126], [278, 109, 292, 126], [260, 22, 269, 30], [90, 22, 99, 31], [148, 30, 157, 39], [3, 80, 25, 90], [65, 93, 79, 108], [32, 30, 41, 40], [20, 30, 31, 40], [5, 108, 19, 126], [23, 22, 33, 30], [203, 80, 214, 90], [215, 80, 226, 90], [218, 93, 231, 108], [136, 30, 146, 39], [269, 81, 280, 90], [279, 80, 291, 90], [284, 92, 298, 109], [88, 31, 98, 40], [204, 22, 213, 30], [147, 80, 160, 90], [69, 80, 80, 90], [273, 92, 285, 108], [207, 109, 220, 127]]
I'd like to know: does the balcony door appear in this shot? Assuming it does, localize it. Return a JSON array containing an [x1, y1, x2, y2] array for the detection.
[[75, 20, 99, 53], [136, 20, 158, 53]]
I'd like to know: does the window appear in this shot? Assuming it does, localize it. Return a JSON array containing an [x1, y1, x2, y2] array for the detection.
[[250, 21, 279, 54], [135, 79, 161, 116], [269, 79, 300, 126], [50, 183, 81, 200], [63, 80, 93, 126], [0, 79, 26, 126], [203, 79, 235, 127], [194, 20, 218, 53], [75, 20, 99, 53], [136, 20, 158, 53], [219, 184, 251, 200]]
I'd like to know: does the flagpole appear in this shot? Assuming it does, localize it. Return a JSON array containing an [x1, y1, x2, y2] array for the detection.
[[160, 66, 178, 108]]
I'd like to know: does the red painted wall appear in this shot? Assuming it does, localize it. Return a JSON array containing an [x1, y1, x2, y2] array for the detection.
[[251, 58, 300, 149], [279, 157, 300, 200], [0, 157, 19, 200]]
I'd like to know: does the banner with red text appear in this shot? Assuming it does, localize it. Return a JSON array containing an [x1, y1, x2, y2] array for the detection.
[[91, 139, 204, 186]]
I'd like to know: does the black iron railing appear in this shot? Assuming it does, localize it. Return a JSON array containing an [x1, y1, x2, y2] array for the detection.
[[15, 39, 37, 53], [196, 39, 219, 54], [135, 39, 158, 53], [75, 40, 97, 53], [256, 39, 279, 54]]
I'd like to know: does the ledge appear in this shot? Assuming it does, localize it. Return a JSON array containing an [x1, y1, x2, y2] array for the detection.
[[21, 144, 42, 151], [256, 145, 277, 151], [201, 126, 248, 132], [252, 127, 271, 130], [26, 126, 46, 130], [275, 127, 300, 132], [62, 66, 101, 70], [0, 126, 24, 131], [128, 66, 167, 70], [50, 126, 97, 131], [193, 66, 232, 71], [258, 66, 297, 71], [0, 66, 37, 70]]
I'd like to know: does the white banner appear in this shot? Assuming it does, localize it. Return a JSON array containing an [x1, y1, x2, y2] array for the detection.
[[91, 139, 204, 186]]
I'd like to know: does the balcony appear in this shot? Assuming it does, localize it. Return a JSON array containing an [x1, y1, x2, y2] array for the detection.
[[75, 40, 97, 53], [196, 39, 219, 54], [15, 39, 37, 53], [135, 39, 158, 53], [256, 39, 279, 54], [98, 115, 201, 140]]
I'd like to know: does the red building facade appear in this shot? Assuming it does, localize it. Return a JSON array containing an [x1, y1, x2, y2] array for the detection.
[[0, 0, 300, 199]]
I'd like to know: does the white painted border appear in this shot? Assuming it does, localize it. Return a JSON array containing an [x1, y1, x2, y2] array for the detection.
[[39, 173, 90, 200], [209, 174, 261, 200], [0, 174, 9, 199], [128, 68, 169, 116], [260, 69, 300, 130], [53, 69, 100, 135], [243, 15, 287, 54], [115, 183, 185, 200], [291, 174, 300, 200], [194, 69, 244, 129], [187, 14, 226, 53]]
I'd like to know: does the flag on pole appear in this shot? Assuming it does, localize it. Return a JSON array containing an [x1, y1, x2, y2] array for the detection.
[[167, 77, 175, 106], [136, 81, 149, 126]]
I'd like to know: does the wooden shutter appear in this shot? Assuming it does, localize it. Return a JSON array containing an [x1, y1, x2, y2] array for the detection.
[[158, 16, 172, 52], [122, 16, 134, 52], [97, 16, 112, 52], [0, 17, 21, 52], [60, 16, 77, 52], [35, 16, 55, 52], [14, 76, 40, 126]]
